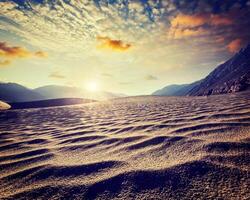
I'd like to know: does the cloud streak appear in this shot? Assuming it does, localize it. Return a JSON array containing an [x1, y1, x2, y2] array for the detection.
[[0, 42, 33, 58], [171, 13, 233, 28], [49, 71, 65, 79], [168, 12, 235, 40], [145, 75, 158, 81]]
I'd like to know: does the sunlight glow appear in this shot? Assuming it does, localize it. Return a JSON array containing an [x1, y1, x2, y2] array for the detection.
[[86, 81, 98, 92]]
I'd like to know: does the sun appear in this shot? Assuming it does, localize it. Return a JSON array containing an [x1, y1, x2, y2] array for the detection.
[[86, 81, 98, 92]]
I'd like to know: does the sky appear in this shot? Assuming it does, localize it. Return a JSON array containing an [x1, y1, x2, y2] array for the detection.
[[0, 0, 250, 95]]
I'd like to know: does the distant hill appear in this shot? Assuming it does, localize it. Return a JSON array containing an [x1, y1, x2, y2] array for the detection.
[[152, 80, 202, 96], [9, 98, 95, 109], [0, 83, 44, 103], [188, 44, 250, 96], [153, 84, 188, 96]]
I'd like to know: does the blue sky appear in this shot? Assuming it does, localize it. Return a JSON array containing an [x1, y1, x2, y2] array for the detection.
[[1, 0, 250, 95]]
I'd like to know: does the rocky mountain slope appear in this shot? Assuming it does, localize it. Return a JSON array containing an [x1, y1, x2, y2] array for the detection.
[[189, 44, 250, 96], [153, 44, 250, 96]]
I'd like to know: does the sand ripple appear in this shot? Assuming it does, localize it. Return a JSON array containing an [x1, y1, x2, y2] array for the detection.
[[0, 92, 249, 199]]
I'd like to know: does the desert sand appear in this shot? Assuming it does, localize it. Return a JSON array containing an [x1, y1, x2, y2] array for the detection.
[[0, 101, 10, 111], [0, 92, 249, 199]]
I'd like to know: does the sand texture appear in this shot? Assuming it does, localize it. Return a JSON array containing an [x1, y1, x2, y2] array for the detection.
[[0, 92, 249, 199]]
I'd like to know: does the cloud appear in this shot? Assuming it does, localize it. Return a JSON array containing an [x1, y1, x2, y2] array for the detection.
[[169, 27, 208, 39], [215, 36, 225, 44], [171, 13, 233, 28], [0, 0, 156, 56], [0, 42, 32, 58], [34, 51, 48, 58], [145, 75, 158, 81], [97, 36, 132, 51], [210, 15, 233, 26], [0, 42, 47, 66], [101, 73, 113, 77], [168, 13, 234, 39], [49, 71, 65, 79], [227, 39, 243, 53], [171, 14, 207, 28]]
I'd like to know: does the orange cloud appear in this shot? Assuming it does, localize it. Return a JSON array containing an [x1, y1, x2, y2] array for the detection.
[[0, 42, 31, 58], [169, 13, 233, 40], [171, 14, 207, 28], [171, 13, 233, 28], [97, 36, 131, 51], [227, 39, 242, 53], [0, 42, 47, 66]]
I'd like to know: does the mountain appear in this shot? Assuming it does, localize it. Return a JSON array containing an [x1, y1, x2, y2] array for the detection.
[[153, 44, 250, 96], [188, 44, 250, 96], [0, 83, 44, 103], [34, 85, 84, 100], [34, 85, 126, 100], [152, 80, 202, 96], [153, 84, 188, 96]]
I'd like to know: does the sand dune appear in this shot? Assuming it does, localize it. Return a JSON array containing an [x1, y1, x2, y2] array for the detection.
[[0, 92, 249, 199]]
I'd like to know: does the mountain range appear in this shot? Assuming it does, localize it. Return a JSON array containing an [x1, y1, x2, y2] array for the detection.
[[0, 83, 126, 103], [0, 83, 44, 103], [153, 44, 250, 96]]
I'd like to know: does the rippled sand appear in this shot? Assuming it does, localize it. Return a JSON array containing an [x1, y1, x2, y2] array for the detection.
[[0, 92, 250, 199]]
